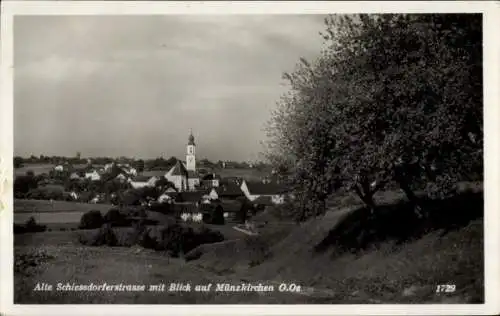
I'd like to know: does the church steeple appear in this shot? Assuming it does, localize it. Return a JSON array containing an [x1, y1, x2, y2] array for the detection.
[[188, 128, 195, 146], [186, 129, 196, 171]]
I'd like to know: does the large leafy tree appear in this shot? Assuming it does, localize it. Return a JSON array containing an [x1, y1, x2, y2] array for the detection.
[[264, 14, 482, 222]]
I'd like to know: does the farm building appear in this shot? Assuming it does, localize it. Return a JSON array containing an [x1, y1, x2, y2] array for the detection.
[[114, 173, 129, 183], [53, 165, 65, 172], [140, 170, 168, 178], [240, 180, 288, 205], [130, 175, 159, 189], [69, 171, 84, 180], [216, 182, 245, 200], [188, 170, 201, 190], [175, 191, 204, 204], [201, 173, 221, 188], [84, 170, 101, 181], [209, 188, 220, 200], [220, 177, 243, 186]]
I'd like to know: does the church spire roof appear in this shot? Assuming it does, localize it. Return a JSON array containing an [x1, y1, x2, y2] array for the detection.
[[188, 129, 195, 145]]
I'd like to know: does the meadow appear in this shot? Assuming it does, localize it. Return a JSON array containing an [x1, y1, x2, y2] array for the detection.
[[14, 199, 113, 228], [13, 183, 484, 304], [14, 163, 54, 177], [211, 167, 269, 181]]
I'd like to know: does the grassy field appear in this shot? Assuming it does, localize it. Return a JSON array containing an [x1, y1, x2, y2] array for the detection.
[[14, 199, 113, 227], [15, 163, 54, 177], [211, 167, 269, 181], [14, 216, 482, 304], [13, 184, 484, 304], [14, 199, 112, 213]]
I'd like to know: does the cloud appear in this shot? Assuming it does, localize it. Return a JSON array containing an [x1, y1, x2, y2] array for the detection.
[[14, 15, 327, 161], [16, 56, 118, 81]]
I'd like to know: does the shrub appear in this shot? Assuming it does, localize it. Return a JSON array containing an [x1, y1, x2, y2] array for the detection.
[[211, 205, 225, 225], [25, 217, 47, 233], [138, 228, 159, 249], [15, 250, 54, 274], [14, 224, 26, 234], [104, 208, 130, 227], [79, 224, 118, 247], [158, 223, 185, 257], [13, 217, 47, 234], [195, 226, 224, 244], [157, 223, 225, 257], [78, 210, 104, 229]]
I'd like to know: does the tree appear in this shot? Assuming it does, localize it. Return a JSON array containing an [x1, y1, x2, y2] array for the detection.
[[155, 177, 176, 192], [135, 159, 145, 173], [78, 210, 104, 229], [264, 14, 482, 222], [14, 175, 38, 197], [13, 156, 24, 169]]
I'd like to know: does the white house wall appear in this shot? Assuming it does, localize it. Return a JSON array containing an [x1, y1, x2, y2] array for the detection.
[[209, 189, 218, 200], [165, 175, 187, 192], [240, 181, 252, 200], [130, 182, 149, 189]]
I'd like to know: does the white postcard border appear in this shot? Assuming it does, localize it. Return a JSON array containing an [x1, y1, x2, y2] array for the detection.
[[1, 1, 499, 315]]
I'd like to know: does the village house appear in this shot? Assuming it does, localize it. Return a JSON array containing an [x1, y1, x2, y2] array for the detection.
[[129, 175, 159, 189], [84, 170, 101, 181], [157, 187, 178, 203], [201, 173, 221, 189], [53, 165, 65, 172], [117, 163, 137, 176], [173, 191, 204, 222], [69, 171, 84, 180], [240, 180, 288, 205], [114, 173, 129, 183], [203, 188, 220, 202], [216, 182, 245, 200], [104, 163, 114, 172], [69, 191, 79, 200]]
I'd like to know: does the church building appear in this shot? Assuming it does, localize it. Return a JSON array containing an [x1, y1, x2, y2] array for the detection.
[[164, 130, 200, 191]]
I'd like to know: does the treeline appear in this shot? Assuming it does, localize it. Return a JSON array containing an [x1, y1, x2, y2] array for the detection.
[[14, 155, 271, 171], [264, 14, 482, 222]]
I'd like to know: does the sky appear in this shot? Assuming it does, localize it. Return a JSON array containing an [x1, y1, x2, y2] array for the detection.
[[14, 15, 327, 161]]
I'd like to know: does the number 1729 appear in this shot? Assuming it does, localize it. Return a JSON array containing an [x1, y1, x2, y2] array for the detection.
[[436, 284, 456, 293]]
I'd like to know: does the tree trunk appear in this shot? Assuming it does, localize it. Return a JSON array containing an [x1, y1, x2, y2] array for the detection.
[[353, 183, 377, 214], [394, 166, 426, 219]]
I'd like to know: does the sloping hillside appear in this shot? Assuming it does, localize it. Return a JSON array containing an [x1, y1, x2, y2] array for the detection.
[[186, 190, 484, 303]]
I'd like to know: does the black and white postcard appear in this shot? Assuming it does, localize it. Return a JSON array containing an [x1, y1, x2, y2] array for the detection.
[[1, 1, 499, 315]]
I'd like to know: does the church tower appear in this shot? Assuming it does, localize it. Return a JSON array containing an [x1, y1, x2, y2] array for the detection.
[[186, 129, 196, 171]]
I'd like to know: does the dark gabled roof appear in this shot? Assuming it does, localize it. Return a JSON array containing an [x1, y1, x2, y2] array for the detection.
[[217, 182, 244, 196], [39, 184, 65, 192], [252, 195, 274, 206], [169, 160, 188, 176], [202, 173, 222, 181], [164, 187, 178, 193], [140, 170, 168, 178], [175, 191, 204, 202], [132, 175, 152, 182], [217, 200, 242, 213], [225, 176, 242, 182], [244, 181, 288, 195]]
